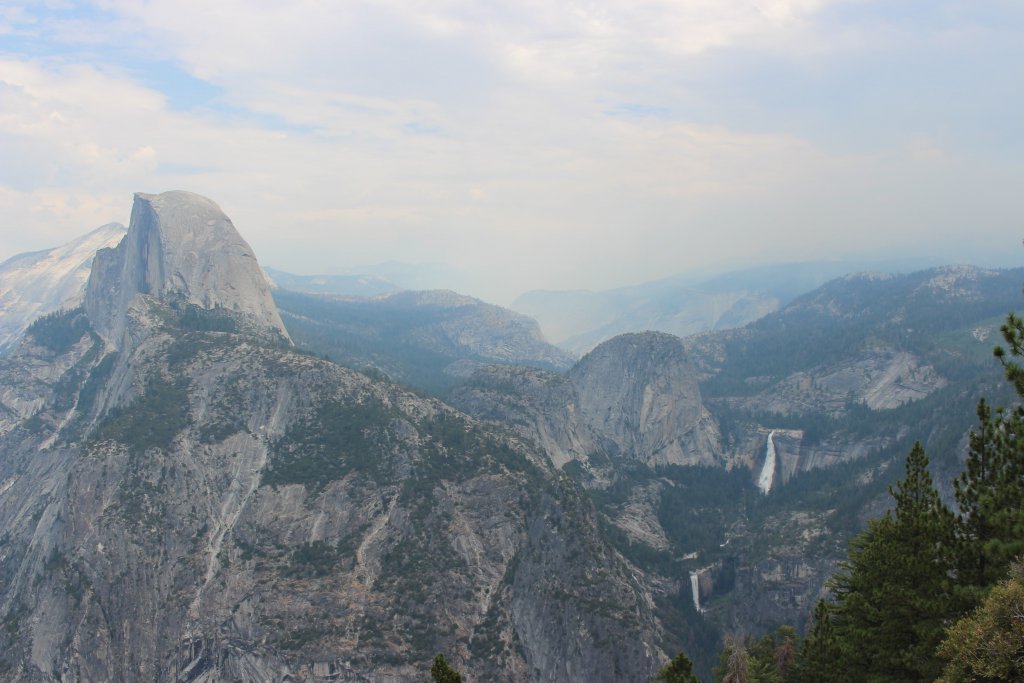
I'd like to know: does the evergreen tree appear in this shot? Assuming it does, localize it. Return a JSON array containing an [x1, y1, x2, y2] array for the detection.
[[953, 399, 1024, 595], [426, 653, 463, 683], [653, 650, 701, 683], [794, 600, 839, 683], [828, 442, 956, 682]]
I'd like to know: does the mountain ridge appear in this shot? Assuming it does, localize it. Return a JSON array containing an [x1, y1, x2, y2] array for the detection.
[[0, 223, 126, 355]]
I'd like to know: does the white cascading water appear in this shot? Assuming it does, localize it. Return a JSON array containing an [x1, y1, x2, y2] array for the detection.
[[757, 430, 776, 495], [689, 571, 703, 614]]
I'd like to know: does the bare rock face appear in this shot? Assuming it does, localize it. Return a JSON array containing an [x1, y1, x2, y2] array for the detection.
[[569, 333, 722, 467], [0, 224, 126, 355], [85, 191, 288, 348], [451, 331, 724, 470]]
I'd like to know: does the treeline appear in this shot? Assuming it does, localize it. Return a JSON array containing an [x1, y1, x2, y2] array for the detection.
[[669, 311, 1024, 682]]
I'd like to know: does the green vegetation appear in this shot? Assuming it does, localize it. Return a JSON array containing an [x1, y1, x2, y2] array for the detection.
[[92, 374, 190, 452], [938, 563, 1024, 682], [827, 443, 957, 682], [25, 307, 91, 353], [283, 541, 340, 578], [653, 651, 700, 683], [426, 653, 463, 683], [263, 398, 396, 490]]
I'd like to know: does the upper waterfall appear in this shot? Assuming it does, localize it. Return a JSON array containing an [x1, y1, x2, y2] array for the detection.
[[757, 430, 777, 495]]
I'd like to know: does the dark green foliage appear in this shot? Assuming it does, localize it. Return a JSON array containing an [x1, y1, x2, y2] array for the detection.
[[92, 374, 190, 452], [74, 352, 117, 418], [653, 650, 700, 683], [263, 398, 396, 490], [994, 310, 1024, 396], [656, 466, 752, 556], [953, 399, 1024, 594], [713, 627, 800, 683], [25, 307, 91, 354], [173, 301, 240, 333], [427, 653, 462, 683], [713, 639, 750, 683], [793, 601, 838, 683], [828, 443, 957, 682]]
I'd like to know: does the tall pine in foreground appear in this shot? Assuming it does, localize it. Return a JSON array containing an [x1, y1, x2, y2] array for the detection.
[[953, 311, 1024, 597], [828, 442, 956, 682], [953, 399, 1024, 597]]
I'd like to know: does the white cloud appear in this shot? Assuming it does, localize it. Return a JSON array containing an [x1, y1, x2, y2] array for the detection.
[[0, 1, 1021, 302]]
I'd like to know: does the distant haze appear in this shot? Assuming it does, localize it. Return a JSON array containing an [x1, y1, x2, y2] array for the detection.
[[1, 2, 1023, 304]]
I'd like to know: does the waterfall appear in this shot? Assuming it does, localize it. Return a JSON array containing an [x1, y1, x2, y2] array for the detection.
[[757, 430, 776, 495], [689, 571, 704, 614]]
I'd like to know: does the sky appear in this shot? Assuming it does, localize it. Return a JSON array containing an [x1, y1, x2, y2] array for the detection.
[[0, 0, 1022, 304]]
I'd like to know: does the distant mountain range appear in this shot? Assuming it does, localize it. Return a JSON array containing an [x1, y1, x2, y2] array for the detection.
[[512, 258, 953, 354], [264, 267, 400, 298]]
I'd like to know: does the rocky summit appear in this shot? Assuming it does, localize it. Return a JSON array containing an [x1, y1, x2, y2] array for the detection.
[[84, 191, 289, 350]]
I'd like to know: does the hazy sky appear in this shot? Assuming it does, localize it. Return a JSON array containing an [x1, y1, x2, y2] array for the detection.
[[1, 1, 1022, 303]]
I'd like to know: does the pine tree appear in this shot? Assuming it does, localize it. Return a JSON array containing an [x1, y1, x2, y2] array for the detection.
[[954, 399, 1024, 595], [426, 653, 463, 683], [954, 313, 1024, 596], [828, 442, 956, 682], [714, 639, 750, 683], [653, 650, 700, 683], [794, 600, 840, 683]]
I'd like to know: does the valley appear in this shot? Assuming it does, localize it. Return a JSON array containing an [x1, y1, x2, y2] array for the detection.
[[0, 191, 1020, 681]]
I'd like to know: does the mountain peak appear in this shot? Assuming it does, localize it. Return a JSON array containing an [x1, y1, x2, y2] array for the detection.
[[84, 190, 289, 347]]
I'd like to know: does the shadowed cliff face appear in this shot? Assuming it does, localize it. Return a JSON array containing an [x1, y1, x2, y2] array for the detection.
[[0, 192, 664, 683], [85, 191, 288, 350]]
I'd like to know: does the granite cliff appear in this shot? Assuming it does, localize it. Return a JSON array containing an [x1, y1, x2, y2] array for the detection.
[[84, 191, 288, 350]]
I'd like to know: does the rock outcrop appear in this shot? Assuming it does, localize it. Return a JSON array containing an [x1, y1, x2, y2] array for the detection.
[[84, 191, 288, 349], [570, 333, 722, 467], [450, 332, 724, 470]]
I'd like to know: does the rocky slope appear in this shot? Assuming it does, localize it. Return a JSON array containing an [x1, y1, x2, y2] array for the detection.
[[0, 192, 665, 683], [0, 224, 126, 355]]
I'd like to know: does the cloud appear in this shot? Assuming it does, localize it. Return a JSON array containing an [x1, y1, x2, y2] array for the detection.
[[0, 1, 1022, 303]]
